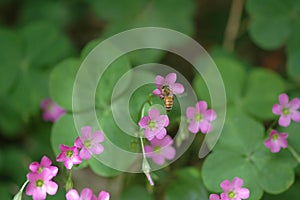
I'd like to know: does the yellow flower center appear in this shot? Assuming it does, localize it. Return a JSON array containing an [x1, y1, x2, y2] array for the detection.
[[282, 107, 290, 115], [66, 150, 74, 158], [84, 139, 92, 148], [38, 167, 44, 173], [271, 133, 279, 140], [228, 190, 236, 199], [148, 120, 156, 130], [154, 146, 161, 153], [194, 113, 203, 122], [36, 179, 44, 188]]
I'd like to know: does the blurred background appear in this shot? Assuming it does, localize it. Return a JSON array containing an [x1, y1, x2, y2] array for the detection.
[[0, 0, 299, 199]]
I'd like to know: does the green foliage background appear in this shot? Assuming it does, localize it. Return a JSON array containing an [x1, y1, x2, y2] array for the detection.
[[0, 0, 299, 199]]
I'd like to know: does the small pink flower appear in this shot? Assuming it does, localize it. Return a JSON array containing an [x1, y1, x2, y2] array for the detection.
[[26, 168, 58, 200], [75, 126, 105, 160], [138, 109, 169, 140], [272, 93, 300, 127], [29, 156, 58, 178], [186, 101, 216, 134], [210, 194, 221, 200], [152, 73, 184, 98], [93, 191, 110, 200], [144, 135, 176, 165], [41, 98, 65, 122], [56, 145, 82, 169], [220, 177, 250, 200], [264, 129, 288, 153], [66, 188, 94, 200]]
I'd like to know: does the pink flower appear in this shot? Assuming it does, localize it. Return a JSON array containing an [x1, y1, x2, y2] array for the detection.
[[29, 156, 58, 178], [210, 194, 221, 200], [93, 191, 110, 200], [264, 129, 288, 153], [272, 93, 300, 127], [152, 73, 184, 98], [186, 101, 217, 134], [66, 188, 94, 200], [26, 168, 58, 200], [138, 109, 169, 141], [75, 126, 105, 160], [56, 145, 82, 169], [220, 177, 250, 200], [144, 135, 176, 165], [41, 98, 65, 122]]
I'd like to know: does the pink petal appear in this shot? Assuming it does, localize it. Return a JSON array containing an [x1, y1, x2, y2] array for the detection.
[[41, 156, 52, 166], [59, 144, 69, 152], [209, 194, 221, 200], [98, 191, 110, 200], [272, 104, 282, 115], [165, 73, 177, 84], [291, 111, 300, 122], [279, 134, 288, 148], [238, 188, 250, 199], [64, 160, 74, 169], [199, 120, 212, 134], [91, 144, 104, 155], [32, 189, 47, 200], [81, 188, 93, 199], [289, 97, 300, 109], [279, 115, 291, 127], [232, 177, 244, 188], [279, 93, 289, 105], [155, 75, 165, 86], [29, 162, 40, 172], [156, 115, 169, 127], [144, 129, 155, 141], [26, 182, 35, 195], [49, 166, 58, 177], [72, 156, 82, 165], [152, 89, 162, 97], [152, 154, 165, 165], [66, 189, 80, 200], [162, 146, 176, 160], [186, 107, 196, 119], [220, 180, 231, 191], [171, 83, 184, 94], [160, 135, 173, 146], [80, 148, 92, 160], [81, 126, 93, 139], [93, 130, 105, 142], [139, 116, 150, 128], [163, 115, 169, 127], [204, 109, 217, 121], [74, 137, 83, 148], [144, 145, 153, 154], [196, 101, 208, 112], [188, 120, 199, 134], [148, 109, 160, 119], [155, 128, 167, 139], [46, 181, 58, 195]]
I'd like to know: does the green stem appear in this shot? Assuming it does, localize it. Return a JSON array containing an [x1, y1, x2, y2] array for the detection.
[[265, 120, 278, 135], [65, 169, 73, 191], [288, 145, 300, 163]]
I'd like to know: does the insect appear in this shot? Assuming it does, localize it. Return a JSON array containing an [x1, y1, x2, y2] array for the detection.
[[161, 84, 174, 112]]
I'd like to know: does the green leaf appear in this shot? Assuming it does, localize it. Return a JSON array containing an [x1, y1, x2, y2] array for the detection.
[[242, 68, 285, 120], [262, 179, 300, 200], [88, 157, 120, 177], [51, 114, 78, 155], [120, 185, 154, 200], [287, 20, 300, 82], [49, 58, 81, 112], [281, 122, 300, 157], [165, 168, 208, 200]]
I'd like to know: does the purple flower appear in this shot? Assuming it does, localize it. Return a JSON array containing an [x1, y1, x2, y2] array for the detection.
[[220, 177, 250, 200], [75, 126, 105, 160], [264, 129, 288, 153], [144, 135, 176, 165], [210, 194, 221, 200], [138, 109, 169, 141], [29, 156, 58, 178], [56, 145, 82, 169], [66, 188, 94, 200], [93, 191, 110, 200], [41, 98, 65, 122], [152, 73, 184, 98], [272, 93, 300, 127], [186, 101, 217, 134], [26, 168, 58, 200]]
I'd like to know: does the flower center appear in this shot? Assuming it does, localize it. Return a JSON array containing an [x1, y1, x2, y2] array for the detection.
[[228, 190, 236, 199], [282, 107, 290, 115], [194, 113, 203, 122], [66, 150, 74, 158], [271, 133, 279, 140], [35, 179, 44, 188], [84, 139, 92, 149], [148, 120, 156, 130], [153, 146, 161, 153], [46, 103, 53, 111], [38, 166, 44, 173]]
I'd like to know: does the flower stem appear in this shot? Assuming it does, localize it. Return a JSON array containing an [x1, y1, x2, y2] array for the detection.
[[65, 169, 73, 191], [265, 120, 277, 135], [288, 145, 300, 163]]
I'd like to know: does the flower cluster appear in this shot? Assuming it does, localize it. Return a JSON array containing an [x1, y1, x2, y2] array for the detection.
[[264, 93, 300, 153], [56, 126, 105, 169], [26, 156, 59, 200], [66, 188, 110, 200], [210, 177, 250, 200], [41, 98, 65, 122]]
